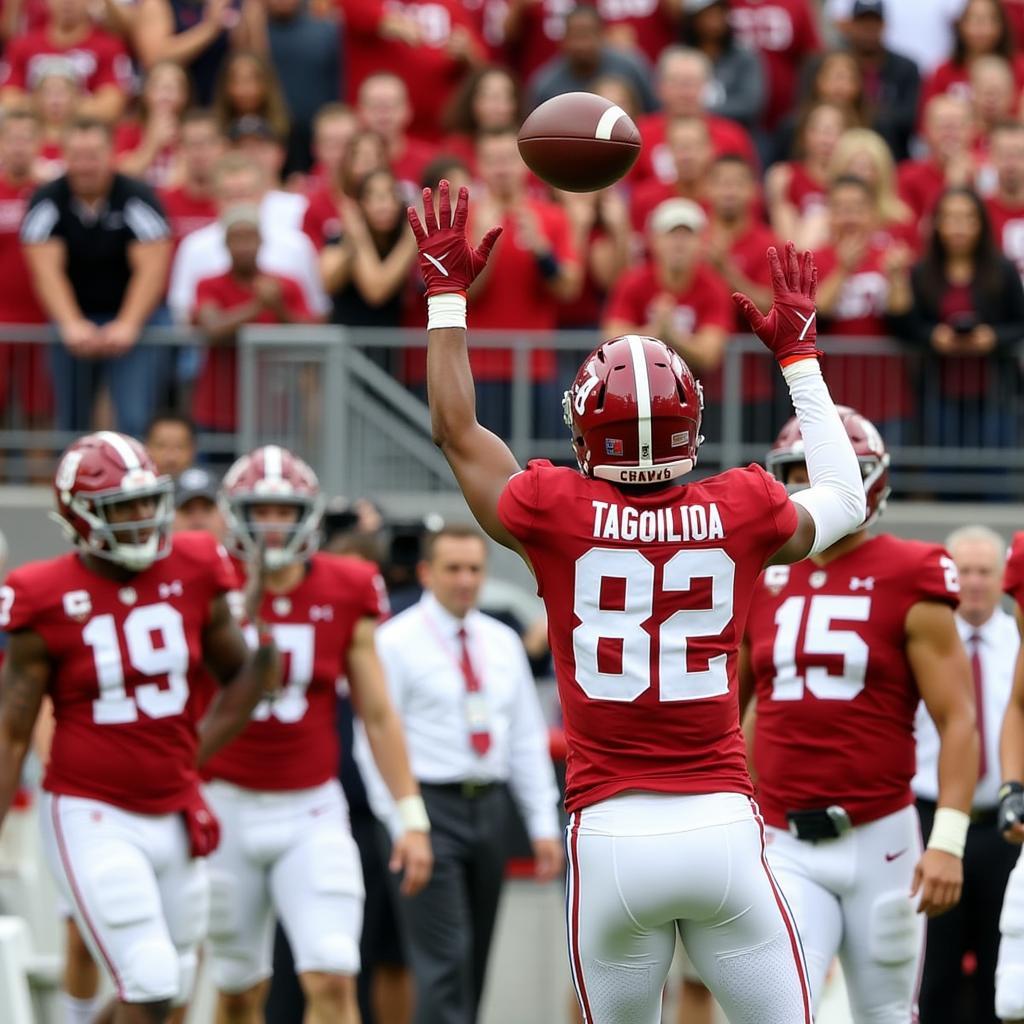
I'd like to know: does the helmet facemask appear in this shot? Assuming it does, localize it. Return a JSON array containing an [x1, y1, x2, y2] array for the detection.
[[222, 492, 325, 569]]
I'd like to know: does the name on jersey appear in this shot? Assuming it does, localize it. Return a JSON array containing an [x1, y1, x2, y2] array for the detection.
[[591, 500, 724, 543]]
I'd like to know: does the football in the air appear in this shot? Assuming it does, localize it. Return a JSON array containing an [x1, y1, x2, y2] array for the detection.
[[517, 92, 641, 193]]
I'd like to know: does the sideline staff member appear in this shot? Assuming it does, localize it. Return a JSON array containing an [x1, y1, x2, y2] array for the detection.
[[360, 524, 562, 1024]]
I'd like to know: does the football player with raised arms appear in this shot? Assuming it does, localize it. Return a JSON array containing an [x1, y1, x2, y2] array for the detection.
[[742, 412, 977, 1022], [407, 179, 866, 1022], [992, 533, 1024, 1021], [201, 445, 432, 1024], [0, 431, 279, 1024]]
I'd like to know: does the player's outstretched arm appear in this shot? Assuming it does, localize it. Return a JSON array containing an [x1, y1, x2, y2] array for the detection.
[[734, 244, 866, 565], [998, 613, 1024, 843], [347, 617, 433, 895], [908, 600, 977, 916], [408, 181, 526, 556], [197, 593, 281, 764], [0, 630, 48, 829]]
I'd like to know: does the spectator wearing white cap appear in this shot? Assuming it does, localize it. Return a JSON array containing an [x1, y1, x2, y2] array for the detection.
[[603, 197, 732, 378]]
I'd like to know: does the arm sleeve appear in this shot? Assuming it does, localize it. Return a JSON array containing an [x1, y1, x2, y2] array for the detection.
[[497, 461, 543, 543], [505, 636, 561, 840], [748, 464, 800, 556], [20, 188, 62, 244], [358, 563, 388, 619], [784, 361, 868, 554], [212, 541, 241, 595]]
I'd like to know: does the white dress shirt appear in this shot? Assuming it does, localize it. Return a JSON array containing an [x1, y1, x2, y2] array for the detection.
[[167, 191, 328, 323], [913, 605, 1019, 809], [356, 591, 561, 841]]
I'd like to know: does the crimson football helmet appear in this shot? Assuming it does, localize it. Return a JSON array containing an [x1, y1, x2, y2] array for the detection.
[[220, 445, 325, 569], [767, 406, 891, 527], [563, 335, 704, 485], [52, 431, 174, 571]]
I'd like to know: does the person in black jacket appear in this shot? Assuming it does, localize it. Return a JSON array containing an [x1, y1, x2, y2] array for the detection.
[[836, 0, 921, 160], [891, 187, 1024, 449]]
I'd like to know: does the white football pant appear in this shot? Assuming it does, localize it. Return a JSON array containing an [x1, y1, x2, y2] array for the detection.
[[204, 778, 364, 993], [39, 792, 208, 1006], [566, 791, 813, 1024], [765, 804, 925, 1023], [996, 847, 1024, 1021]]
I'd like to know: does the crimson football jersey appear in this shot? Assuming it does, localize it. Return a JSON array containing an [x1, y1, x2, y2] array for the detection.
[[499, 460, 799, 813], [1004, 531, 1024, 611], [203, 553, 385, 792], [0, 532, 236, 813], [746, 534, 960, 829]]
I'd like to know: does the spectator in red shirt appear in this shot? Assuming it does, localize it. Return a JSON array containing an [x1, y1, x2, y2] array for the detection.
[[131, 0, 266, 107], [765, 101, 849, 249], [968, 55, 1016, 167], [633, 46, 758, 186], [604, 197, 732, 379], [921, 0, 1024, 113], [192, 204, 315, 432], [0, 109, 51, 437], [357, 73, 439, 200], [0, 0, 131, 122], [899, 93, 978, 224], [213, 50, 290, 148], [631, 116, 713, 233], [30, 63, 77, 180], [339, 0, 487, 141], [600, 0, 680, 66], [814, 174, 915, 435], [828, 127, 918, 251], [440, 65, 520, 173], [556, 186, 631, 330], [729, 0, 822, 130], [116, 61, 191, 189], [986, 121, 1024, 280], [501, 0, 566, 82], [160, 109, 224, 245], [302, 128, 388, 253], [301, 102, 357, 193]]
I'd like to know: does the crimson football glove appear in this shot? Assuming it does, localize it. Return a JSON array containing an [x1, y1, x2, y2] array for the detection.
[[733, 242, 821, 367], [407, 179, 502, 297], [182, 788, 221, 858]]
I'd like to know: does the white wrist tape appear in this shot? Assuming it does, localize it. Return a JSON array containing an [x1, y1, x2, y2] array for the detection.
[[927, 807, 969, 858], [397, 794, 431, 834], [783, 358, 867, 554], [427, 293, 467, 331]]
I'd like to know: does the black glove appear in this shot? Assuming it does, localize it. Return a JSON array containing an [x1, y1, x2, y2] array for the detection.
[[998, 781, 1024, 836]]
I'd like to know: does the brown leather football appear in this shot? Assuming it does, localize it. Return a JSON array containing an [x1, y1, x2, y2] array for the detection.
[[517, 92, 642, 193]]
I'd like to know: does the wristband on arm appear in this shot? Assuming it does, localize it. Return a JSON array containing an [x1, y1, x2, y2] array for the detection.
[[926, 807, 969, 858]]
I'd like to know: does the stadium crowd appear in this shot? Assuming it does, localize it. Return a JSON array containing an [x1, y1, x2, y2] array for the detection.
[[0, 0, 1023, 467]]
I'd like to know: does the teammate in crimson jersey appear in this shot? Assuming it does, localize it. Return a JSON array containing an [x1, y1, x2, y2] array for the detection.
[[406, 178, 875, 1021], [742, 411, 977, 1022], [0, 431, 276, 1024], [202, 445, 432, 1024], [994, 532, 1024, 1021]]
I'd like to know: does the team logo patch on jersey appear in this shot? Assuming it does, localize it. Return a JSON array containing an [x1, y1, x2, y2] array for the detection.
[[605, 438, 624, 456], [272, 596, 292, 616], [118, 586, 137, 606], [809, 570, 827, 589]]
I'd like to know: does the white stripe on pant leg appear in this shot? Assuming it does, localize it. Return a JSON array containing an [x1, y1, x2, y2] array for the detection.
[[564, 815, 586, 1019]]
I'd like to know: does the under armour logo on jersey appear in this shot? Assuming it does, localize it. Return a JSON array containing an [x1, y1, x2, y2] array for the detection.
[[423, 250, 450, 276], [310, 604, 334, 622], [158, 580, 183, 599], [849, 577, 875, 591], [63, 589, 91, 620]]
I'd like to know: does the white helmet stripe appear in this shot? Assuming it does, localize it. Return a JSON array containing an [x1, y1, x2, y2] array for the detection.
[[625, 335, 653, 468], [97, 431, 140, 471], [263, 444, 283, 481]]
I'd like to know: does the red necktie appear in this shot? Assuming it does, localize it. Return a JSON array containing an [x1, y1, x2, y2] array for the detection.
[[970, 632, 987, 781], [458, 627, 491, 756]]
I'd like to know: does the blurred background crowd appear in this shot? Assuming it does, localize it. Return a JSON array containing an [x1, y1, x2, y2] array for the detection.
[[1, 0, 1024, 483]]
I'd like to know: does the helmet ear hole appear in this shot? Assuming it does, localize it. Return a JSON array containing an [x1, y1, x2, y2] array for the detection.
[[594, 383, 606, 412]]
